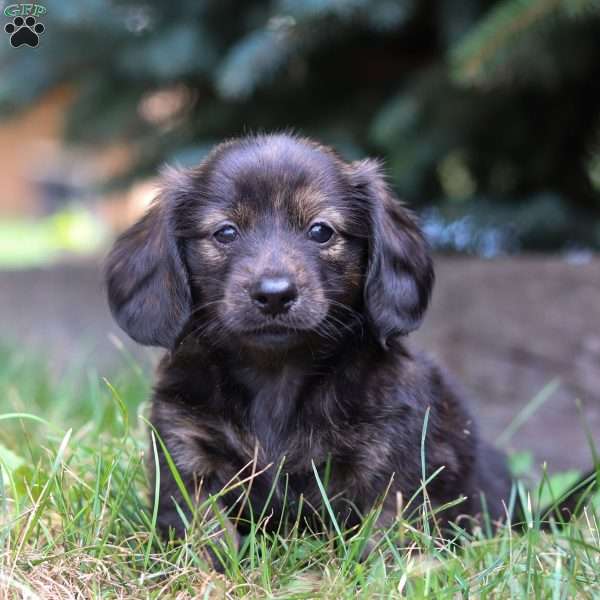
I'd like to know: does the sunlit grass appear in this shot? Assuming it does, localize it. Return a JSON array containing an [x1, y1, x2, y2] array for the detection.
[[0, 345, 598, 598], [0, 206, 107, 269]]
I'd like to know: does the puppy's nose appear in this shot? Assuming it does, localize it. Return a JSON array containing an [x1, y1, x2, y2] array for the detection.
[[250, 276, 298, 316]]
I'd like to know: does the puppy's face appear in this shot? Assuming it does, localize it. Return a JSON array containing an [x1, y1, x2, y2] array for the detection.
[[181, 139, 367, 351], [106, 134, 434, 354]]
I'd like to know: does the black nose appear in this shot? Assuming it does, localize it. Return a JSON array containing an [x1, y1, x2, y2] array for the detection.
[[250, 276, 298, 316]]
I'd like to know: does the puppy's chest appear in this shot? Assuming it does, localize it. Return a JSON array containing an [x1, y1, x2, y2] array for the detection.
[[213, 369, 375, 477], [243, 371, 325, 464]]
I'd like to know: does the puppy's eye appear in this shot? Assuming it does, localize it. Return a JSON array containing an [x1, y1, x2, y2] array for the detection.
[[213, 225, 238, 244], [307, 222, 334, 244]]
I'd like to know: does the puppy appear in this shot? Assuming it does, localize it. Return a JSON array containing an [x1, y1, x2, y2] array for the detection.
[[105, 133, 516, 549]]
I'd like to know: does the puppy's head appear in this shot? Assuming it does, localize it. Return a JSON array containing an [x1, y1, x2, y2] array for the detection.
[[105, 134, 433, 353]]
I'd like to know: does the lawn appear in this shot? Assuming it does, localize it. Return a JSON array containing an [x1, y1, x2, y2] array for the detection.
[[0, 344, 598, 599]]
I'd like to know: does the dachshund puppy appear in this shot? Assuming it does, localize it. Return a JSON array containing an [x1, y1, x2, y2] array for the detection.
[[106, 134, 514, 549]]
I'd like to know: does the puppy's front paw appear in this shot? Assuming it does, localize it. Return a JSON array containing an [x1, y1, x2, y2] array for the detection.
[[201, 519, 241, 573]]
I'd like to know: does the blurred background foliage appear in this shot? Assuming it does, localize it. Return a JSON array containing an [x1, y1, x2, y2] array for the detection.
[[1, 0, 600, 254]]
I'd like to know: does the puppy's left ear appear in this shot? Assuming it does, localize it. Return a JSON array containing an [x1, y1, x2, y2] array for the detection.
[[349, 159, 434, 349]]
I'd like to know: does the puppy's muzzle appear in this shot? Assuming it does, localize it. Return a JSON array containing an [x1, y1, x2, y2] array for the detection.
[[250, 275, 298, 316]]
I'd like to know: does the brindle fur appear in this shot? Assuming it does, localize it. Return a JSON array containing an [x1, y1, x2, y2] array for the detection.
[[106, 133, 512, 552]]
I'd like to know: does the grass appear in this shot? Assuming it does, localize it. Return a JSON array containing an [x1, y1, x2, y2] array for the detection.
[[0, 345, 599, 599]]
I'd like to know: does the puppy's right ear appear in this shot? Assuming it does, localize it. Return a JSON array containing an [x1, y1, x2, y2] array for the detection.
[[105, 169, 193, 349]]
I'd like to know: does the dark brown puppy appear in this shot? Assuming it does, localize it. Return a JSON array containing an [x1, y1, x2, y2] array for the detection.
[[105, 133, 513, 547]]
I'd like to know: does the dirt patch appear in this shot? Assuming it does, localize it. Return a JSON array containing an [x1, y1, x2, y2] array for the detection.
[[412, 255, 600, 472]]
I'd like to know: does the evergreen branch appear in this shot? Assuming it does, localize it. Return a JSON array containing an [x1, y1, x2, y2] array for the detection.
[[451, 0, 600, 85]]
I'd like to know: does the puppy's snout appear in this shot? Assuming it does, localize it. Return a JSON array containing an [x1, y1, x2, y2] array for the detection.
[[250, 275, 298, 316]]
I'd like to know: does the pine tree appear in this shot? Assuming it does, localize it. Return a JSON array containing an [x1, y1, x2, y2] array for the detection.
[[1, 0, 599, 251]]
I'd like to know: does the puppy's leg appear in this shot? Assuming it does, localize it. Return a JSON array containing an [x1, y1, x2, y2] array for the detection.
[[356, 495, 401, 560], [149, 438, 240, 571]]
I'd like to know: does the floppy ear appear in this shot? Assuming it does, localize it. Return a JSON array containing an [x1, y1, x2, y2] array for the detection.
[[105, 169, 193, 349], [349, 159, 434, 349]]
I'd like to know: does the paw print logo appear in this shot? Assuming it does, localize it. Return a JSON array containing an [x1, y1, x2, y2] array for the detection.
[[5, 15, 45, 48]]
